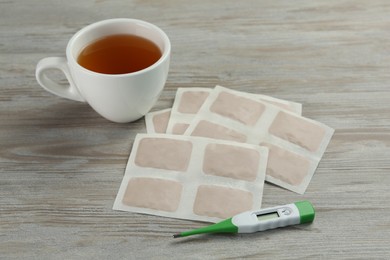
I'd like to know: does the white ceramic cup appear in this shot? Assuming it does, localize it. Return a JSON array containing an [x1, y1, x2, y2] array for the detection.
[[36, 18, 170, 123]]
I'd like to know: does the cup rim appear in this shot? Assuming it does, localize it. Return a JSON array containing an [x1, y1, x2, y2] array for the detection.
[[66, 18, 171, 77]]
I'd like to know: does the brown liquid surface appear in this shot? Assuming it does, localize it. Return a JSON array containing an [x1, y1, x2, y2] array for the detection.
[[77, 34, 162, 74]]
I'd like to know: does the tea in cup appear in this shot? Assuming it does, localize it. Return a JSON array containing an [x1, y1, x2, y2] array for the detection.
[[36, 18, 171, 123]]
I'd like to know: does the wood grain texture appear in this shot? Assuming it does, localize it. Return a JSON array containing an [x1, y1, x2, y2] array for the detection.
[[1, 0, 389, 259]]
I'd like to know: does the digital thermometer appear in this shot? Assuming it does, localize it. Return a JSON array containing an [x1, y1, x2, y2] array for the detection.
[[173, 201, 315, 238]]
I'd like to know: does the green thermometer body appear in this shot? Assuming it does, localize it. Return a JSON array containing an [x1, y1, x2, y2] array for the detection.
[[174, 201, 315, 238]]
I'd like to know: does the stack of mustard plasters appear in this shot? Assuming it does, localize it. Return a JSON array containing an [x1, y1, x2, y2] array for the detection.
[[113, 85, 334, 223]]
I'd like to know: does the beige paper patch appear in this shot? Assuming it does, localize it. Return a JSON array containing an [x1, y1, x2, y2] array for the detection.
[[152, 110, 171, 134], [193, 185, 253, 219], [210, 91, 265, 126], [172, 123, 189, 135], [135, 138, 193, 171], [261, 143, 310, 186], [114, 134, 268, 223], [191, 120, 247, 142], [178, 90, 210, 114], [122, 177, 182, 212], [166, 87, 302, 135], [203, 143, 260, 181], [185, 86, 334, 194], [269, 111, 326, 152], [145, 108, 171, 134]]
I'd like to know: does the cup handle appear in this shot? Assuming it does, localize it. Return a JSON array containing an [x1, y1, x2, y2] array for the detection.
[[36, 57, 85, 102]]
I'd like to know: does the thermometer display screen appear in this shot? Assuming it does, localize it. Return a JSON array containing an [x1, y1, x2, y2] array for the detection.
[[257, 212, 279, 221]]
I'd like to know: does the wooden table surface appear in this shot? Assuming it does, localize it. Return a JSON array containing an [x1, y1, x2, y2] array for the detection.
[[1, 0, 389, 259]]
